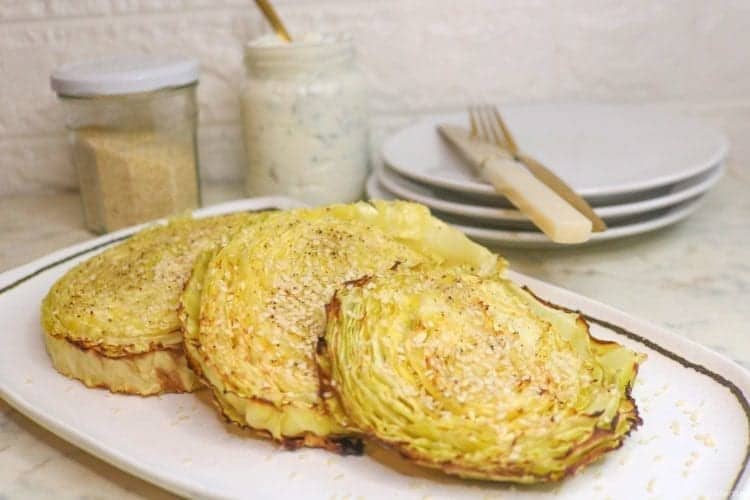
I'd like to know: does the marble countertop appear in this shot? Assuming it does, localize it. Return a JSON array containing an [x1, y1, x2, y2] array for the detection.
[[1, 170, 748, 499]]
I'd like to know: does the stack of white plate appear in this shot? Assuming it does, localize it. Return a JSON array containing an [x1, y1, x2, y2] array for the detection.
[[367, 104, 729, 248]]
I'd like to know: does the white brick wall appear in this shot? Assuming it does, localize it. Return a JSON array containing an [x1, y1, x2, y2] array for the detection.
[[0, 0, 748, 195]]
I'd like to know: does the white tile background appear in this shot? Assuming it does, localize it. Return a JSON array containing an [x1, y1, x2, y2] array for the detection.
[[0, 0, 748, 196]]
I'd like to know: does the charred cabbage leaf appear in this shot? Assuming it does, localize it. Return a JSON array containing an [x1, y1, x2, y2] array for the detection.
[[319, 266, 643, 481], [180, 201, 498, 451], [41, 213, 264, 394]]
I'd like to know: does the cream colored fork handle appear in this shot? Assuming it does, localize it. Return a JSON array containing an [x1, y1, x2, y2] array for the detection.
[[481, 157, 593, 243]]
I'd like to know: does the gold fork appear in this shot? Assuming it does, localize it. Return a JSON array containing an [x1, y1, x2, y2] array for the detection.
[[440, 114, 592, 242], [470, 106, 607, 232]]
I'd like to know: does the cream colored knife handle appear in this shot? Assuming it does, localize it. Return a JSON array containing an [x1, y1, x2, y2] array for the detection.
[[481, 158, 592, 243]]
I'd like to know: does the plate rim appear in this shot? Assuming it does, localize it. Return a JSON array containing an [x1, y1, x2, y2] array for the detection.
[[366, 173, 706, 247], [455, 198, 704, 243], [0, 196, 305, 499], [509, 270, 750, 498], [0, 198, 748, 498], [382, 105, 730, 198], [377, 163, 725, 222]]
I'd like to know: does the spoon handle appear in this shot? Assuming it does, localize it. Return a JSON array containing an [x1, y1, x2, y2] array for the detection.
[[254, 0, 292, 42]]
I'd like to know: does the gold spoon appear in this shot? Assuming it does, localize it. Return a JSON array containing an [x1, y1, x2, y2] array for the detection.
[[254, 0, 292, 42]]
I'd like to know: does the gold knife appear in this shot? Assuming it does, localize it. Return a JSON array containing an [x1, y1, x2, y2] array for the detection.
[[438, 125, 593, 244]]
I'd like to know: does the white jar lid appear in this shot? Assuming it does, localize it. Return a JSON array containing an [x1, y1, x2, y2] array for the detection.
[[51, 54, 200, 97]]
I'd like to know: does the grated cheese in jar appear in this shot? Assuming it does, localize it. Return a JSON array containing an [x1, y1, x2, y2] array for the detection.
[[73, 127, 199, 232], [51, 55, 202, 233]]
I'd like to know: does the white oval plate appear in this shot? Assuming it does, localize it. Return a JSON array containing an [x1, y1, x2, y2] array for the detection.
[[367, 174, 706, 248], [376, 163, 724, 226], [382, 104, 729, 201], [0, 197, 748, 499]]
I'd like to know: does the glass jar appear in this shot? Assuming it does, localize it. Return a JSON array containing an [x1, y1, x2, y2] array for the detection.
[[51, 55, 202, 233], [241, 33, 369, 205]]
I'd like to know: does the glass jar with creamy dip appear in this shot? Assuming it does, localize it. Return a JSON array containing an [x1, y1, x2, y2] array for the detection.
[[51, 55, 201, 233], [241, 33, 369, 205]]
